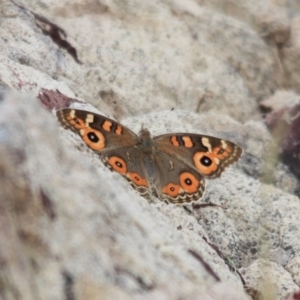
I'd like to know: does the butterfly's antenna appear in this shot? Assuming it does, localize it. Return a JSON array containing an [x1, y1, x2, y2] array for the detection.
[[159, 107, 175, 122], [147, 107, 174, 131]]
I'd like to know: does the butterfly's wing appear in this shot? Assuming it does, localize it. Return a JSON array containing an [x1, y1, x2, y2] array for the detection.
[[101, 146, 151, 198], [154, 133, 242, 179], [57, 109, 150, 197], [151, 133, 242, 204], [152, 151, 206, 204], [57, 109, 138, 151]]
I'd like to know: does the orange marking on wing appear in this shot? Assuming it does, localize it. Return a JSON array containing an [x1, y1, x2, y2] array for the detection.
[[107, 156, 127, 174], [115, 125, 123, 135], [162, 183, 182, 197], [66, 115, 86, 129], [213, 146, 232, 159], [127, 172, 148, 187], [102, 120, 112, 132], [81, 128, 105, 150], [182, 136, 193, 148], [180, 172, 199, 193], [170, 136, 179, 147], [193, 152, 218, 175]]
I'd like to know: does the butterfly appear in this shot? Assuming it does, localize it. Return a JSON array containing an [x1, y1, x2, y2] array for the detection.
[[57, 109, 242, 204]]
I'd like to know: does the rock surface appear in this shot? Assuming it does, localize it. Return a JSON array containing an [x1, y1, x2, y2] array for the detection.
[[1, 0, 300, 299]]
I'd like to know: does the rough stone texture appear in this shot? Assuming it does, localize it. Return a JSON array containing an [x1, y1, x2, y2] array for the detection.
[[286, 257, 300, 286], [260, 90, 300, 111], [240, 259, 298, 300], [0, 92, 248, 299], [1, 0, 300, 299]]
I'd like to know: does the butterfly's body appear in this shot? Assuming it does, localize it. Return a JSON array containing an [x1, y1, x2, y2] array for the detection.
[[57, 109, 242, 204]]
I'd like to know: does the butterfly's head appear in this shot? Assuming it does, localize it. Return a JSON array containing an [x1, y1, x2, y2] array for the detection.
[[138, 128, 154, 152]]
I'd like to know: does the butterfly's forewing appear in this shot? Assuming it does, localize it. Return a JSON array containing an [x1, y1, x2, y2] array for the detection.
[[154, 133, 242, 179], [57, 109, 151, 197]]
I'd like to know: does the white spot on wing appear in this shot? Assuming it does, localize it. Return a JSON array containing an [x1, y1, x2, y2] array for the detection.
[[86, 113, 94, 124], [202, 137, 212, 152], [70, 110, 75, 118], [221, 140, 227, 149], [126, 151, 131, 160], [214, 157, 220, 165]]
